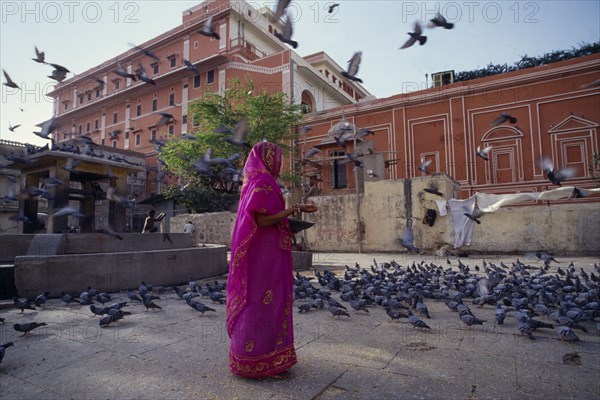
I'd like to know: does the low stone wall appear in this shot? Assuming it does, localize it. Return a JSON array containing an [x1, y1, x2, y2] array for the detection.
[[20, 233, 195, 257], [462, 203, 600, 256], [171, 212, 235, 248], [61, 233, 194, 254], [14, 245, 228, 299], [305, 175, 459, 253], [304, 176, 599, 255], [168, 174, 599, 256]]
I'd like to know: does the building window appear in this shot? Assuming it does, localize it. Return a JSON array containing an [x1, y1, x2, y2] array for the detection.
[[169, 56, 177, 68], [168, 124, 174, 135], [193, 41, 199, 49], [96, 89, 101, 98], [301, 90, 314, 115], [135, 133, 141, 146], [493, 151, 515, 184], [78, 124, 82, 135], [152, 99, 157, 111], [86, 122, 90, 133], [113, 112, 118, 124], [268, 25, 273, 33], [79, 95, 84, 105], [152, 63, 159, 74], [136, 104, 142, 117], [101, 139, 105, 145], [182, 115, 187, 124], [87, 92, 92, 101], [125, 131, 129, 139], [331, 151, 347, 189], [112, 141, 117, 148], [194, 75, 201, 88], [151, 129, 157, 141], [114, 80, 120, 90], [207, 69, 215, 84], [63, 131, 67, 140], [63, 102, 68, 110], [169, 93, 175, 106], [94, 119, 99, 130], [564, 143, 586, 178]]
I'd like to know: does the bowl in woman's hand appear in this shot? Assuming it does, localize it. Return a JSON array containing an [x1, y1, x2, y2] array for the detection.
[[288, 218, 315, 234]]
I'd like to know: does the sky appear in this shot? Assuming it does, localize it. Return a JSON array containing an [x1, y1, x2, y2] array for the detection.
[[1, 0, 599, 146]]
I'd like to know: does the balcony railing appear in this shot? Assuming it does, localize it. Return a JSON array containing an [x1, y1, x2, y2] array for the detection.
[[230, 38, 266, 60]]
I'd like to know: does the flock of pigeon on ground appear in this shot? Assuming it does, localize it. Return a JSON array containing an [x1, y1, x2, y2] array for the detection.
[[2, 255, 600, 366]]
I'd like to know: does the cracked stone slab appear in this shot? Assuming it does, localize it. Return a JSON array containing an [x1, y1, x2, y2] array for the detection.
[[386, 347, 518, 395], [296, 324, 399, 370], [516, 358, 600, 399], [0, 372, 65, 400], [0, 330, 102, 382], [315, 365, 473, 400]]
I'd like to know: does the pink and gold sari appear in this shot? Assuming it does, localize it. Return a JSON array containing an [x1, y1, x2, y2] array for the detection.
[[226, 142, 297, 378]]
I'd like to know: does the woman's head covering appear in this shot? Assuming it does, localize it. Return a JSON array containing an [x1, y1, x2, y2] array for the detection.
[[243, 141, 283, 183]]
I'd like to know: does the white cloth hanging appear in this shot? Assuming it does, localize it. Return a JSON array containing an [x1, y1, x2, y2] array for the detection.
[[447, 195, 477, 248], [476, 186, 600, 212], [442, 186, 598, 250], [435, 200, 448, 216], [476, 192, 536, 212]]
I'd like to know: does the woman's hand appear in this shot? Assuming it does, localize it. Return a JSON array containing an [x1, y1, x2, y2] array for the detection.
[[298, 203, 317, 213]]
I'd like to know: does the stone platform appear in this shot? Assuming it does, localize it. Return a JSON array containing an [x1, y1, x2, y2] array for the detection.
[[8, 233, 227, 299]]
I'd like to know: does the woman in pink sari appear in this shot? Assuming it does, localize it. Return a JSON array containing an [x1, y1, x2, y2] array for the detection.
[[226, 142, 317, 379]]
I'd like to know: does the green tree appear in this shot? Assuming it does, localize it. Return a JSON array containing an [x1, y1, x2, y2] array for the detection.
[[161, 79, 303, 212]]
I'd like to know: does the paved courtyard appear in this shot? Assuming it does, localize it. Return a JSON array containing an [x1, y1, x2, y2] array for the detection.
[[1, 253, 599, 400]]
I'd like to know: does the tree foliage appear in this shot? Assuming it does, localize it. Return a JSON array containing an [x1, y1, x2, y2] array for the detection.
[[454, 42, 600, 82], [160, 79, 303, 212], [164, 181, 239, 213]]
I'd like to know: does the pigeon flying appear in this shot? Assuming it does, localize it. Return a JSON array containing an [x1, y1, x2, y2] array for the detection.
[[400, 22, 427, 49], [341, 51, 363, 83], [427, 12, 454, 29], [198, 15, 220, 39]]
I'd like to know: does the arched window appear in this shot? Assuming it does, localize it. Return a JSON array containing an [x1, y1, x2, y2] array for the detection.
[[301, 90, 315, 114]]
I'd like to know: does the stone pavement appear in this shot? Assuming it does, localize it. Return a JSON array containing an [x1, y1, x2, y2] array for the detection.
[[1, 253, 599, 400]]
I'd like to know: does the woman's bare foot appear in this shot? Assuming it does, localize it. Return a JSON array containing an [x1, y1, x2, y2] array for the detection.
[[268, 370, 293, 380]]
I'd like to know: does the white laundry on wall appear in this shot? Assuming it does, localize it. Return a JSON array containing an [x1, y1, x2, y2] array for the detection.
[[435, 187, 599, 249]]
